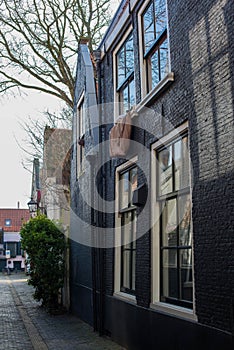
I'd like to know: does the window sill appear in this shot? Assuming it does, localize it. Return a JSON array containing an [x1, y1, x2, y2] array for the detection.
[[136, 72, 175, 112], [113, 291, 137, 304], [150, 302, 197, 322]]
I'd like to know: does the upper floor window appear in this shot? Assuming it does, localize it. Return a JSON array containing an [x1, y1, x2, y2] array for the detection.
[[116, 33, 135, 114], [142, 0, 168, 92]]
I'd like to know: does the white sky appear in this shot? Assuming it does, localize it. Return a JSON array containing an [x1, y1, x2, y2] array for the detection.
[[0, 0, 120, 209], [0, 92, 62, 208]]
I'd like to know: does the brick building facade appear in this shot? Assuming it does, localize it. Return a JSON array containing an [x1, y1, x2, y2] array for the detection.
[[70, 0, 233, 348], [0, 209, 30, 271]]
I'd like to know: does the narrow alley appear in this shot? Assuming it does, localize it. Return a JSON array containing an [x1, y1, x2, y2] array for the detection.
[[0, 272, 124, 350]]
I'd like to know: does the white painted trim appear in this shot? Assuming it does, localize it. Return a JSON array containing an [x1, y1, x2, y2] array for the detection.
[[113, 26, 134, 122], [150, 302, 198, 321], [151, 121, 189, 150], [135, 72, 174, 112], [130, 0, 139, 11], [76, 92, 85, 178], [77, 90, 85, 110], [104, 5, 130, 54], [114, 291, 137, 304], [137, 0, 151, 98], [151, 121, 197, 320]]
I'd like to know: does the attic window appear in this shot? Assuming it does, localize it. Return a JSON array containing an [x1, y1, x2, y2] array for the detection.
[[5, 219, 12, 227]]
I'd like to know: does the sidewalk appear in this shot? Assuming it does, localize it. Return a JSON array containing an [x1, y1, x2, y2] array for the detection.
[[0, 273, 125, 350]]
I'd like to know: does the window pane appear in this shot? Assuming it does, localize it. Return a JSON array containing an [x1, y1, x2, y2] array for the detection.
[[117, 34, 134, 89], [155, 0, 167, 37], [175, 136, 190, 190], [162, 198, 177, 247], [117, 46, 125, 87], [120, 79, 135, 114], [130, 167, 137, 205], [159, 38, 168, 80], [121, 210, 136, 292], [182, 136, 190, 188], [158, 146, 172, 195], [122, 212, 132, 247], [132, 249, 136, 291], [150, 50, 160, 88], [122, 85, 129, 113], [180, 249, 193, 302], [122, 250, 131, 289], [143, 3, 155, 52], [129, 79, 135, 109], [178, 195, 191, 246], [125, 34, 134, 77], [120, 172, 129, 210], [162, 249, 178, 299]]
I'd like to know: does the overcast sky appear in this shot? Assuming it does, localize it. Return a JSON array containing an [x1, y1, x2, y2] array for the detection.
[[0, 1, 120, 209], [0, 92, 61, 209]]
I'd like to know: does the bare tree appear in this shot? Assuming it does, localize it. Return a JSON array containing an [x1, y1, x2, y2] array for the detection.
[[0, 0, 111, 106]]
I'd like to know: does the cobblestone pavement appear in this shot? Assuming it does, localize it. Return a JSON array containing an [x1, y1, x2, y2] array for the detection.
[[0, 273, 125, 350]]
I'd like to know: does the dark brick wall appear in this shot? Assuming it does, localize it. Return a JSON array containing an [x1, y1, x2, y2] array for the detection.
[[70, 0, 234, 345], [99, 0, 233, 337]]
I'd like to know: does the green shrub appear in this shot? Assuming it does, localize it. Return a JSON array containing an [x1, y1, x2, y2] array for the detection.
[[20, 215, 65, 312]]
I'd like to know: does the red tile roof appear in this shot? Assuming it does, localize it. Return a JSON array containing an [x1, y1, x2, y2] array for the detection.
[[0, 209, 30, 232]]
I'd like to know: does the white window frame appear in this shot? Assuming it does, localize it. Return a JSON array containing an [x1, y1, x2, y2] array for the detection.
[[76, 91, 85, 177], [113, 26, 135, 122], [138, 0, 173, 101], [114, 157, 138, 303], [151, 121, 197, 320]]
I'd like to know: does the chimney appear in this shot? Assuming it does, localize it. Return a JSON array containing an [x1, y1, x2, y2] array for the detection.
[[17, 201, 20, 209]]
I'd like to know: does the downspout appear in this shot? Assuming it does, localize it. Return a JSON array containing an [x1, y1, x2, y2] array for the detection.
[[95, 49, 105, 336], [91, 159, 98, 331]]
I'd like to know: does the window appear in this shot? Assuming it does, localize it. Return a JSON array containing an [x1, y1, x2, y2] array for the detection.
[[151, 124, 194, 316], [142, 0, 168, 92], [77, 96, 85, 175], [5, 219, 12, 227], [115, 161, 138, 298], [116, 33, 135, 115], [6, 242, 17, 258]]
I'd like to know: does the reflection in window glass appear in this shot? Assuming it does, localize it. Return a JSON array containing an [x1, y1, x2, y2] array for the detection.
[[121, 210, 136, 293], [150, 50, 160, 87], [143, 3, 155, 51], [143, 0, 168, 92], [157, 133, 193, 308], [117, 34, 134, 89], [180, 249, 193, 302], [174, 137, 190, 191], [162, 199, 177, 247], [162, 249, 178, 299], [159, 38, 168, 80], [178, 195, 191, 246], [117, 33, 135, 114], [117, 48, 125, 87], [159, 146, 172, 195], [155, 0, 167, 37], [129, 80, 135, 110], [120, 172, 129, 210], [119, 167, 138, 210]]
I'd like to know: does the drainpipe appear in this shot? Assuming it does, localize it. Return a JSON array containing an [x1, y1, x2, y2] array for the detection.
[[94, 49, 105, 336]]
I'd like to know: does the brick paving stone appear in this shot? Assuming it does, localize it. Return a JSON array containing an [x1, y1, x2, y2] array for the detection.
[[0, 273, 125, 350]]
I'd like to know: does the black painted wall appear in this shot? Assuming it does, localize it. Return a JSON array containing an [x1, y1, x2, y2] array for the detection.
[[70, 0, 234, 348]]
